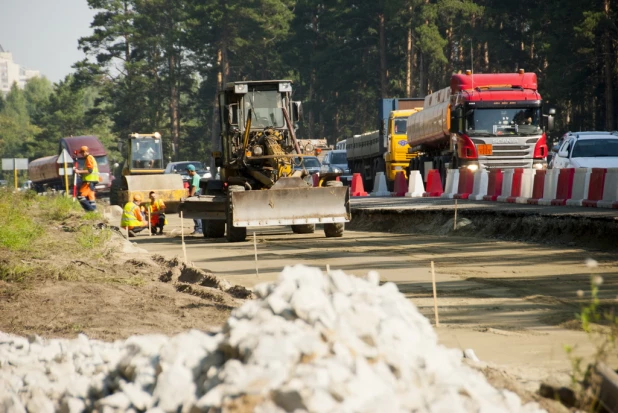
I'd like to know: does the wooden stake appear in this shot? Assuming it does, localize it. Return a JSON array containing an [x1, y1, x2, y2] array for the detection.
[[180, 211, 188, 264], [147, 206, 152, 236], [253, 232, 259, 277], [453, 199, 458, 231], [431, 260, 440, 327]]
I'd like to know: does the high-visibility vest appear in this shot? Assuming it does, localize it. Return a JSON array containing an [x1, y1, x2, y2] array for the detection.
[[149, 199, 167, 225], [83, 154, 100, 182], [120, 202, 142, 228]]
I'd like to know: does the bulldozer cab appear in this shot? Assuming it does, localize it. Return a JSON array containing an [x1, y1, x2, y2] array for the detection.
[[127, 133, 164, 173]]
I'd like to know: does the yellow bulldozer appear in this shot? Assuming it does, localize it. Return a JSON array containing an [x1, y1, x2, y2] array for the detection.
[[179, 80, 350, 242], [109, 132, 186, 211]]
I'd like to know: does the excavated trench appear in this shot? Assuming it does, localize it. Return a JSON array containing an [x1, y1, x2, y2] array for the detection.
[[348, 207, 618, 251]]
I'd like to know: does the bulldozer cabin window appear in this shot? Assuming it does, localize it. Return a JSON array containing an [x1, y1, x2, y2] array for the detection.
[[132, 140, 163, 169], [246, 90, 284, 129]]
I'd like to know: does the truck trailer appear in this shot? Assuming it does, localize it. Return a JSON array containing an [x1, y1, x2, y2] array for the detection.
[[407, 70, 555, 185], [346, 98, 423, 191]]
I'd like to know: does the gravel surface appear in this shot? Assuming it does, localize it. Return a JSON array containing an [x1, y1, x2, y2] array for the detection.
[[0, 265, 545, 413]]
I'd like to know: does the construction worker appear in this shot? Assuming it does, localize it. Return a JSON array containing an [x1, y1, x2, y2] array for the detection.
[[147, 191, 167, 235], [186, 164, 203, 235], [120, 194, 148, 237], [74, 146, 99, 212]]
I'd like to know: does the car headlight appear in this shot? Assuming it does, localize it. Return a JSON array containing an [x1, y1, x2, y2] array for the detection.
[[331, 167, 343, 173], [252, 145, 264, 156]]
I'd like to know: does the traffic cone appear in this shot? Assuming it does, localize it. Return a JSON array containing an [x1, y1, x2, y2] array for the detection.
[[351, 173, 368, 196], [392, 171, 407, 197]]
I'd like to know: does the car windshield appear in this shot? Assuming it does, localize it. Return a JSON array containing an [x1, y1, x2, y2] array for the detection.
[[330, 152, 347, 164], [172, 162, 204, 172], [465, 107, 542, 136], [301, 158, 320, 168], [571, 139, 618, 157]]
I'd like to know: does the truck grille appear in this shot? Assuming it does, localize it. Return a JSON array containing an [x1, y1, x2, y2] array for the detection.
[[471, 136, 539, 169]]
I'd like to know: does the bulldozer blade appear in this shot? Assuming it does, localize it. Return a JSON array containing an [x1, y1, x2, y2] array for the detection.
[[178, 195, 227, 220], [122, 174, 186, 212], [231, 186, 350, 227]]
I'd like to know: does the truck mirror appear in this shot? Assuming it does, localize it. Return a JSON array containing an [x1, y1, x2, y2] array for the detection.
[[546, 114, 555, 132], [292, 101, 302, 122], [227, 104, 239, 126]]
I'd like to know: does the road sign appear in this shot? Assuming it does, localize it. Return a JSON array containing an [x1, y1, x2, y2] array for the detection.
[[2, 158, 28, 171], [59, 168, 74, 176], [57, 149, 73, 164]]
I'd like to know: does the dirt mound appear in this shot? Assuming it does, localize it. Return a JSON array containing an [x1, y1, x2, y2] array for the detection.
[[348, 208, 618, 251]]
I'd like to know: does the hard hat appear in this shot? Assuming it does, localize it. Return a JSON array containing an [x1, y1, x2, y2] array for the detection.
[[133, 194, 142, 202], [80, 146, 89, 153]]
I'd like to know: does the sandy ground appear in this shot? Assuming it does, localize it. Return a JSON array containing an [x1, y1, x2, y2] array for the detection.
[[132, 214, 618, 397]]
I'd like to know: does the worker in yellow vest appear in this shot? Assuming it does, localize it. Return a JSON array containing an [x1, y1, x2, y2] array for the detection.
[[74, 145, 99, 211], [147, 191, 167, 235], [120, 194, 148, 237]]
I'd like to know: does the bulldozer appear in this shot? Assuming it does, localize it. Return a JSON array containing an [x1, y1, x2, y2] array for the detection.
[[109, 132, 186, 212], [179, 80, 350, 242]]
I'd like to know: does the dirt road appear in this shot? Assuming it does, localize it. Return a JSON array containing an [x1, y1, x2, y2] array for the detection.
[[133, 214, 618, 392]]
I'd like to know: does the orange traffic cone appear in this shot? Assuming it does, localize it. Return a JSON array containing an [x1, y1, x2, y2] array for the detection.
[[351, 173, 368, 196], [392, 171, 407, 197]]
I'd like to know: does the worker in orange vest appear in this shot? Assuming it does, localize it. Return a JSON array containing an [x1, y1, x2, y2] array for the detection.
[[147, 191, 167, 235], [74, 145, 99, 211]]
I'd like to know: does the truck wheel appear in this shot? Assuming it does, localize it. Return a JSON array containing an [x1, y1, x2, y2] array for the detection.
[[109, 178, 121, 206], [226, 185, 247, 243], [292, 224, 315, 234], [203, 220, 225, 238], [324, 223, 344, 238]]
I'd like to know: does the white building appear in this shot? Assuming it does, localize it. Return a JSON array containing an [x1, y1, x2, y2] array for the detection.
[[0, 44, 40, 96]]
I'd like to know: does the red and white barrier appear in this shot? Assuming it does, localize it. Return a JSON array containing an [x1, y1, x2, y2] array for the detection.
[[551, 168, 575, 206], [441, 169, 459, 199], [565, 168, 591, 207], [469, 169, 489, 201], [582, 168, 606, 207], [496, 169, 515, 203], [483, 170, 503, 201], [538, 168, 560, 206], [392, 171, 408, 197], [423, 169, 444, 197], [454, 168, 475, 199], [405, 170, 425, 198], [370, 172, 391, 197], [527, 169, 546, 205], [350, 173, 368, 197], [506, 168, 535, 203], [597, 168, 618, 208]]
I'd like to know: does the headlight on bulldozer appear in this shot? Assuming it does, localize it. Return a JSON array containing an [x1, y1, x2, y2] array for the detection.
[[305, 143, 314, 153], [252, 145, 264, 156]]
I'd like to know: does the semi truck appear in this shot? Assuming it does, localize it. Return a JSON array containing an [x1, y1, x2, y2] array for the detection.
[[406, 70, 555, 185], [28, 136, 113, 195], [179, 80, 350, 242], [346, 98, 423, 191]]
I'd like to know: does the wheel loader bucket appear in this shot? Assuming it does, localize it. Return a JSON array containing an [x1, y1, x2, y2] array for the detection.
[[231, 178, 351, 227], [122, 174, 186, 212]]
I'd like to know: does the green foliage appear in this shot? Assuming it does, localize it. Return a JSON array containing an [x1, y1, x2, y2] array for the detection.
[[0, 191, 42, 251], [76, 225, 112, 250], [39, 195, 81, 221]]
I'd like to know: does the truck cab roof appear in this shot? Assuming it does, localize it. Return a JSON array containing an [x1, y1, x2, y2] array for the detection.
[[60, 136, 107, 157]]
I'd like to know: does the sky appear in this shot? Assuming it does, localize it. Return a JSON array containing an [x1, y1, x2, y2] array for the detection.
[[0, 0, 97, 83]]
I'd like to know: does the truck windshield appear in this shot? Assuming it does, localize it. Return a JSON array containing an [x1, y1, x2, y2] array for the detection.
[[247, 90, 284, 128], [394, 118, 407, 134], [465, 107, 542, 136]]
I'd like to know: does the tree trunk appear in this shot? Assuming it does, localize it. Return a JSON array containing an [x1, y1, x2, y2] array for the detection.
[[419, 52, 425, 97], [169, 54, 179, 159], [406, 22, 414, 97], [211, 48, 223, 156], [604, 0, 614, 130], [378, 13, 388, 98]]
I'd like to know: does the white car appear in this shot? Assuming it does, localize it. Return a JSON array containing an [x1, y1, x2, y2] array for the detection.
[[550, 131, 618, 169]]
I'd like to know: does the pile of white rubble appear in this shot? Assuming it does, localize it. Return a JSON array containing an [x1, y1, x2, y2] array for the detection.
[[0, 265, 545, 413]]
